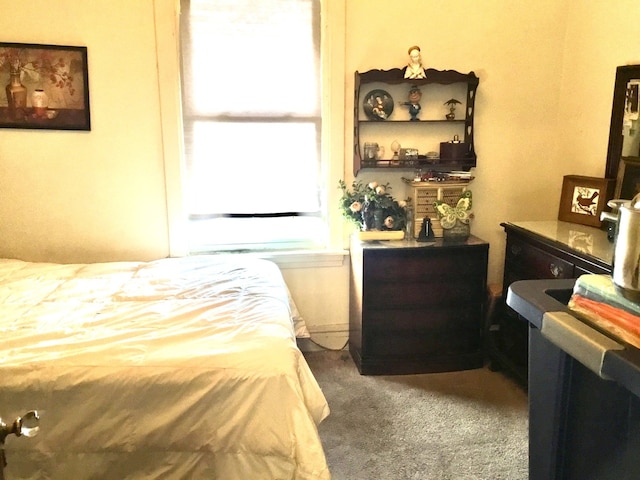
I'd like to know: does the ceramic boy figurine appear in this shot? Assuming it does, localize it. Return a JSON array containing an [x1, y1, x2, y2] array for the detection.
[[403, 86, 422, 121]]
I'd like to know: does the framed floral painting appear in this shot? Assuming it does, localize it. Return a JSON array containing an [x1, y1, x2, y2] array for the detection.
[[0, 42, 90, 131], [558, 175, 615, 228]]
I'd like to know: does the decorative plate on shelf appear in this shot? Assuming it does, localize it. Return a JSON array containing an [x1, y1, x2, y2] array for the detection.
[[363, 89, 394, 121]]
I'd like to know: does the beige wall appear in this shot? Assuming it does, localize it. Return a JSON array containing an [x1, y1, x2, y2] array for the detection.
[[344, 0, 639, 286], [0, 0, 639, 346], [0, 1, 169, 263], [345, 0, 570, 285], [558, 1, 640, 177]]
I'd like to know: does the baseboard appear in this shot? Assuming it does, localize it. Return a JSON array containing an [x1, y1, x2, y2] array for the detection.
[[298, 326, 348, 352]]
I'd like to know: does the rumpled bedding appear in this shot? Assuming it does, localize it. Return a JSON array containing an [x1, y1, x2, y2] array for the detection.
[[0, 256, 330, 479]]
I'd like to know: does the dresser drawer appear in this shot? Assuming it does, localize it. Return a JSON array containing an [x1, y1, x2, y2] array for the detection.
[[505, 238, 574, 279], [363, 306, 481, 356], [365, 248, 487, 283], [365, 277, 485, 308]]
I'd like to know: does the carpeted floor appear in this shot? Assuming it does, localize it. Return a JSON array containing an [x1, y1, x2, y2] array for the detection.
[[304, 350, 528, 480]]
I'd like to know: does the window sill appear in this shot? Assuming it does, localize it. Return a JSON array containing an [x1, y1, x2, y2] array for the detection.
[[189, 249, 348, 269], [244, 249, 348, 269]]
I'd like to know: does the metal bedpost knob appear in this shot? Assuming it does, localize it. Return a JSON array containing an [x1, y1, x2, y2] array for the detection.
[[0, 411, 40, 443], [16, 411, 40, 438]]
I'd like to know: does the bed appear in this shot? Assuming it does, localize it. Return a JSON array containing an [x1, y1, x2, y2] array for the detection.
[[0, 255, 330, 479]]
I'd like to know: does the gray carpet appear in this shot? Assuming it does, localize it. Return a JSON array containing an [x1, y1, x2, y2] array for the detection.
[[304, 350, 528, 480]]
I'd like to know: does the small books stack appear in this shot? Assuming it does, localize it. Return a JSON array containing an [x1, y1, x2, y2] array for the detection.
[[568, 274, 640, 349]]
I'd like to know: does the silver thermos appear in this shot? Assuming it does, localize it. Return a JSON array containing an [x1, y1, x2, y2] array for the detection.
[[604, 194, 640, 301]]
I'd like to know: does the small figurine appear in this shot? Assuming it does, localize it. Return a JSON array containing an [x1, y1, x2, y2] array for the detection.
[[444, 98, 462, 120], [417, 217, 435, 242], [404, 45, 426, 79], [403, 86, 422, 121], [391, 140, 401, 159]]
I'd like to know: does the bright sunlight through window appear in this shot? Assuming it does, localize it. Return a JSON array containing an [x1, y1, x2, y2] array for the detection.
[[180, 0, 323, 252]]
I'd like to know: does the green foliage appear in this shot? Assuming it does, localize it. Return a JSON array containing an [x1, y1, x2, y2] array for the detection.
[[338, 180, 408, 231]]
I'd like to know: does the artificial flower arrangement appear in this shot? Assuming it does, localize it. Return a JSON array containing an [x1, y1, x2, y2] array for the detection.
[[434, 190, 474, 237], [0, 47, 80, 96], [339, 180, 408, 231]]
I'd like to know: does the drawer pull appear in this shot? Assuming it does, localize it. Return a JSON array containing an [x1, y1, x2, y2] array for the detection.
[[549, 263, 563, 277], [510, 245, 522, 256]]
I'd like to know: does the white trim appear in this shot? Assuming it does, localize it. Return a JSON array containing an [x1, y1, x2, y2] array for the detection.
[[204, 249, 349, 269], [154, 0, 189, 257], [256, 249, 348, 269], [321, 0, 347, 252], [155, 0, 347, 256]]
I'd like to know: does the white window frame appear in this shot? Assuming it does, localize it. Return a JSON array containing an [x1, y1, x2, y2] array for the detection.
[[153, 0, 346, 258]]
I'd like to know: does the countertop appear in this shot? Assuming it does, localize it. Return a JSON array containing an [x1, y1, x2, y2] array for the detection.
[[507, 278, 640, 399], [504, 220, 614, 267], [350, 234, 488, 250]]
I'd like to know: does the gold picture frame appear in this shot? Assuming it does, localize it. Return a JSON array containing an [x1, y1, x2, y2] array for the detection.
[[558, 175, 614, 228]]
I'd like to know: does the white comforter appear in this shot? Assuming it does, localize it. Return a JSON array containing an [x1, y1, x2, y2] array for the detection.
[[0, 256, 330, 479]]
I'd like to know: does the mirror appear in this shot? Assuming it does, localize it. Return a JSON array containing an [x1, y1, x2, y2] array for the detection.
[[621, 80, 640, 157], [605, 65, 640, 181]]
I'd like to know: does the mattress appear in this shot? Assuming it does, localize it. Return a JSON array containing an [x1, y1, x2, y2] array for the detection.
[[0, 256, 330, 479]]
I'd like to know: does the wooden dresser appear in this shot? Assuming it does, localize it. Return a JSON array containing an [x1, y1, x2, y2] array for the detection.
[[349, 235, 489, 375], [487, 221, 614, 385]]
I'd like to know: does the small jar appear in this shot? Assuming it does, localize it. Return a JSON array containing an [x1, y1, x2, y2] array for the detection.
[[31, 89, 49, 117], [363, 142, 379, 160]]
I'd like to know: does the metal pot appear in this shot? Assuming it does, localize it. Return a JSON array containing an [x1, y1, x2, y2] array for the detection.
[[610, 193, 640, 301], [601, 199, 629, 242]]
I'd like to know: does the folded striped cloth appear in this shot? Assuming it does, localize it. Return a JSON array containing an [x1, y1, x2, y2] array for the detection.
[[568, 274, 640, 349]]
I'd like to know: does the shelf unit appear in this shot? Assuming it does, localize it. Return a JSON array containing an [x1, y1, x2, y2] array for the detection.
[[354, 68, 479, 176]]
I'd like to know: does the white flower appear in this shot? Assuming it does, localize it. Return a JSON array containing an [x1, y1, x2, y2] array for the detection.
[[349, 201, 362, 213], [384, 216, 395, 229], [368, 181, 378, 189], [375, 185, 386, 195], [398, 200, 407, 208]]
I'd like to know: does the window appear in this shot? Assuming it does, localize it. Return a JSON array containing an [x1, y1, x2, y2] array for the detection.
[[179, 0, 324, 252]]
